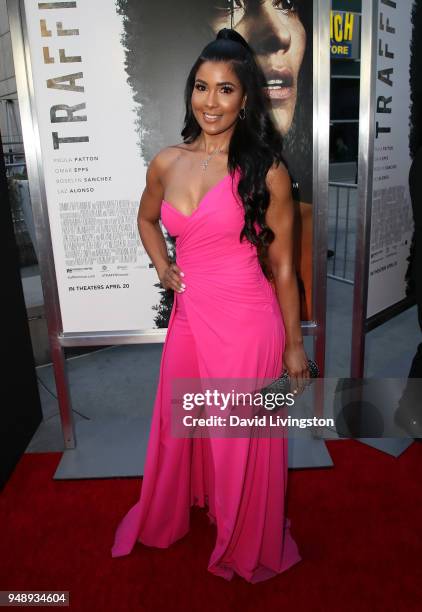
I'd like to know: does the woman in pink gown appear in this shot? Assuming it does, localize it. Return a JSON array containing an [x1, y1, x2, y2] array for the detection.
[[112, 28, 309, 583]]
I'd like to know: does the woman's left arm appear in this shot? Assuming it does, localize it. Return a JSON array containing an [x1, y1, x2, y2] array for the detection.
[[265, 162, 310, 393]]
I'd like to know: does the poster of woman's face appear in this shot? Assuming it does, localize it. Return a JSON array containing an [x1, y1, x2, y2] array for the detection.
[[116, 0, 314, 319], [211, 2, 307, 137]]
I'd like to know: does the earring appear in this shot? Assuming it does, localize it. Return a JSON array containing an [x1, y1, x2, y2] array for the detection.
[[239, 107, 246, 120]]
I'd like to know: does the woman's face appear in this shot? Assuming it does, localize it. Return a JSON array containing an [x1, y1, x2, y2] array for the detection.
[[191, 60, 246, 137], [211, 0, 306, 135]]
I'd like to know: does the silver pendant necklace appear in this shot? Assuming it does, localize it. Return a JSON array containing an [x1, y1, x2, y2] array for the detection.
[[200, 146, 225, 171]]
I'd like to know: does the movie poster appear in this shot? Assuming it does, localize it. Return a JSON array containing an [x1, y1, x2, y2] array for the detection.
[[366, 0, 415, 319], [17, 0, 314, 333]]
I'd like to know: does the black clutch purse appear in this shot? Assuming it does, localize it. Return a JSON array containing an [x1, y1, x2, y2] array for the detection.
[[259, 359, 320, 397]]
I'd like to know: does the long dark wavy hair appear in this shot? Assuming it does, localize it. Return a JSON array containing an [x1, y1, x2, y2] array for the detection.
[[181, 28, 287, 280]]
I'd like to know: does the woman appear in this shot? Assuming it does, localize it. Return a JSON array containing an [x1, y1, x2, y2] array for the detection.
[[211, 0, 308, 136], [112, 28, 309, 583]]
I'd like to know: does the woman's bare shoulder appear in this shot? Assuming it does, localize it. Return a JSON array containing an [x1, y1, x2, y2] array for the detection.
[[154, 142, 193, 161], [148, 143, 192, 181]]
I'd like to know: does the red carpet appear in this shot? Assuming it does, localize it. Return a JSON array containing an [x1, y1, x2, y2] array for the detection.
[[0, 440, 421, 612]]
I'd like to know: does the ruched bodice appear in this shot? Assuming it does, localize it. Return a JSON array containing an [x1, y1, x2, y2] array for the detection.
[[161, 171, 275, 307]]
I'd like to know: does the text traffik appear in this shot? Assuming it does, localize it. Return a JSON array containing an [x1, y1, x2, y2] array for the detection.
[[376, 0, 397, 139], [38, 2, 88, 149]]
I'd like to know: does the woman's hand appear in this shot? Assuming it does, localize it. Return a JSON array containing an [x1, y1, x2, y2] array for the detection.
[[159, 263, 186, 293], [282, 343, 310, 396]]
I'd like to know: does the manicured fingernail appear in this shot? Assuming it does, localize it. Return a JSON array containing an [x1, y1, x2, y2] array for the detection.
[[180, 272, 185, 277], [181, 283, 186, 289]]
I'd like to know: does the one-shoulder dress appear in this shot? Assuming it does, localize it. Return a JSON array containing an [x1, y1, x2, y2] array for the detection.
[[111, 168, 301, 583]]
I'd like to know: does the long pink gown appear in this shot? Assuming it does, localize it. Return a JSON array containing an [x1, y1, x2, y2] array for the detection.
[[111, 168, 301, 583]]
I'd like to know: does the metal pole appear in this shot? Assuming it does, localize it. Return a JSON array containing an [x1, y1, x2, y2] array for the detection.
[[308, 0, 331, 444], [333, 185, 340, 276], [313, 0, 331, 379], [8, 0, 75, 448], [343, 186, 351, 279], [350, 0, 378, 378]]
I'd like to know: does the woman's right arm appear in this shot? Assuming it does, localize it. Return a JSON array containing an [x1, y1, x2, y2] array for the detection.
[[137, 154, 185, 293]]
